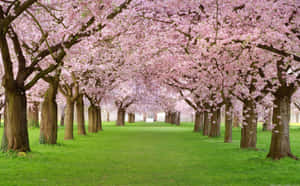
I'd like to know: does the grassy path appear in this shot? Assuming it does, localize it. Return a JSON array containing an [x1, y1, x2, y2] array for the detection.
[[0, 122, 300, 186]]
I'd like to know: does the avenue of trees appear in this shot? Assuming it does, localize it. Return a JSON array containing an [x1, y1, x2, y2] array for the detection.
[[0, 0, 299, 161]]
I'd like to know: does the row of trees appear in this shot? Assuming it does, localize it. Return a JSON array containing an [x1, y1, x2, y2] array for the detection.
[[155, 0, 298, 160], [0, 0, 135, 151], [0, 0, 299, 161], [121, 0, 299, 160]]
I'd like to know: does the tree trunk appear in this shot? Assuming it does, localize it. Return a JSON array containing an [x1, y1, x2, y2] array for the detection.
[[64, 99, 75, 140], [174, 112, 180, 126], [128, 113, 135, 123], [106, 111, 110, 122], [263, 107, 272, 131], [60, 105, 65, 126], [170, 112, 176, 124], [194, 111, 202, 132], [28, 102, 39, 128], [1, 89, 30, 152], [116, 108, 125, 126], [224, 104, 232, 143], [169, 112, 178, 125], [143, 113, 147, 122], [296, 112, 299, 123], [97, 107, 103, 131], [203, 112, 210, 136], [154, 113, 157, 122], [209, 109, 221, 137], [1, 104, 7, 149], [88, 105, 98, 133], [165, 112, 170, 123], [240, 100, 257, 149], [233, 114, 240, 128], [200, 112, 204, 130], [40, 82, 58, 144], [76, 95, 86, 135], [168, 112, 173, 124], [267, 96, 297, 160]]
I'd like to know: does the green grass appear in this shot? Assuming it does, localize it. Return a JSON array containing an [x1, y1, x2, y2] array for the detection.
[[0, 122, 300, 186]]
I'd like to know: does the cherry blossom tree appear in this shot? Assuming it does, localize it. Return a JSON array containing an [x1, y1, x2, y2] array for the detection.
[[0, 0, 133, 150]]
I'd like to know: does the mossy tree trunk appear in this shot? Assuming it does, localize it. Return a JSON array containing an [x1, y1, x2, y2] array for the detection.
[[209, 109, 221, 137], [28, 102, 39, 128], [202, 112, 210, 136], [240, 100, 257, 149], [224, 103, 233, 143], [76, 95, 86, 135], [40, 80, 58, 144]]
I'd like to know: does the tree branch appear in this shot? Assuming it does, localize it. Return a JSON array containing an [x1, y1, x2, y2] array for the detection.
[[0, 0, 37, 32]]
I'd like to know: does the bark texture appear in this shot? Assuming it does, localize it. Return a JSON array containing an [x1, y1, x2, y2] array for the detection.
[[64, 99, 75, 140], [116, 108, 125, 126], [88, 105, 98, 133], [76, 95, 86, 135], [168, 112, 180, 125], [2, 90, 30, 152], [174, 112, 180, 126], [194, 111, 203, 132], [97, 107, 103, 131], [165, 112, 170, 123], [128, 113, 135, 123], [224, 104, 232, 143], [209, 109, 221, 137], [28, 102, 39, 128], [240, 101, 257, 149], [40, 82, 58, 144], [202, 112, 210, 136], [1, 103, 7, 150], [267, 96, 297, 160]]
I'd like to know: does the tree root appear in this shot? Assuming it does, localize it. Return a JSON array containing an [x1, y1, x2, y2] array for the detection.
[[288, 153, 299, 160]]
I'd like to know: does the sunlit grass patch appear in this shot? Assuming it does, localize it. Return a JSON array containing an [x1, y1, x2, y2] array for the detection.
[[0, 122, 299, 186]]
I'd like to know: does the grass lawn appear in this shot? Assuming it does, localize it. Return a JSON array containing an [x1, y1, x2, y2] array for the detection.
[[0, 122, 300, 186]]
